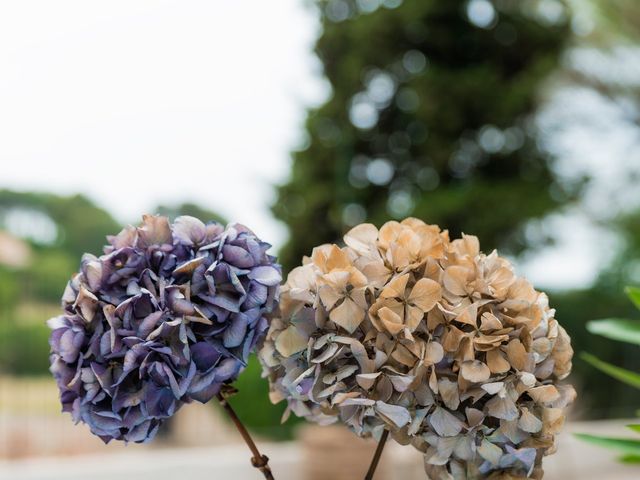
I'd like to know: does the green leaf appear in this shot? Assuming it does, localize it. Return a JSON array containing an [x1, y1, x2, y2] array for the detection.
[[628, 424, 640, 434], [575, 433, 640, 456], [626, 286, 640, 310], [580, 352, 640, 389], [619, 454, 640, 464], [586, 318, 640, 346]]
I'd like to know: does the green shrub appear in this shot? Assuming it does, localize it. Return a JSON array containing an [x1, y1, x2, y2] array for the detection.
[[22, 250, 75, 303], [0, 267, 19, 315], [0, 319, 51, 376], [550, 288, 640, 418], [576, 286, 640, 462]]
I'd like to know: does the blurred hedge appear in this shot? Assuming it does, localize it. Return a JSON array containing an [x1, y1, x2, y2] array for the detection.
[[0, 267, 19, 315], [551, 288, 640, 418], [0, 320, 51, 376]]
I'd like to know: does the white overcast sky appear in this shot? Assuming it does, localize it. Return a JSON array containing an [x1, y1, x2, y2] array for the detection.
[[0, 0, 636, 290], [0, 0, 325, 248]]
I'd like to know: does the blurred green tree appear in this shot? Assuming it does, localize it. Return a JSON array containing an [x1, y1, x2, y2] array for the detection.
[[0, 321, 51, 376], [0, 267, 19, 316], [555, 1, 640, 417], [0, 190, 120, 309], [22, 250, 77, 303], [585, 0, 640, 41], [0, 190, 119, 259], [154, 202, 227, 224], [274, 0, 578, 272]]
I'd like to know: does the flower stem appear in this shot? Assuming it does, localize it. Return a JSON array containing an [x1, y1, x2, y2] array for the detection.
[[216, 392, 275, 480], [364, 428, 389, 480]]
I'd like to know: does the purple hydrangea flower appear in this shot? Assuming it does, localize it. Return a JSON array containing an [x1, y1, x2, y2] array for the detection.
[[47, 214, 281, 443]]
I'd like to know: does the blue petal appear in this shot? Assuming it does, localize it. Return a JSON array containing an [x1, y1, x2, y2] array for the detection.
[[248, 266, 281, 286], [191, 342, 221, 371], [222, 245, 255, 268], [223, 313, 249, 348]]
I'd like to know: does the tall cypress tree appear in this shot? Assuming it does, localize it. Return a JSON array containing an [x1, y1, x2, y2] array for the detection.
[[274, 0, 574, 271]]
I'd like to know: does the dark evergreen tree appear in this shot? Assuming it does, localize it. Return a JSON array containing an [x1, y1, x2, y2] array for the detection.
[[274, 0, 575, 271]]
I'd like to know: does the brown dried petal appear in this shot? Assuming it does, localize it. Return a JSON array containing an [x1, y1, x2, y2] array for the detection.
[[275, 326, 308, 357], [474, 333, 510, 351], [378, 306, 405, 335], [408, 278, 442, 312], [456, 302, 478, 327], [528, 385, 560, 404], [311, 343, 340, 363], [332, 392, 361, 405], [487, 349, 511, 374], [381, 273, 410, 299], [75, 286, 99, 322], [481, 382, 504, 395], [465, 407, 484, 427], [424, 341, 444, 365], [486, 394, 519, 420], [505, 339, 528, 371], [542, 407, 565, 435], [318, 285, 343, 310], [392, 343, 418, 367], [438, 378, 460, 410], [405, 304, 425, 332], [443, 266, 470, 296], [442, 325, 465, 352], [389, 374, 415, 392], [480, 312, 503, 331], [518, 408, 543, 433], [356, 372, 381, 390], [343, 223, 378, 256], [329, 297, 365, 333], [460, 360, 491, 383]]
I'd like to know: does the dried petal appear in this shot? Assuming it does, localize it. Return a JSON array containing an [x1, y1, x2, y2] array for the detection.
[[460, 360, 491, 383], [518, 408, 543, 433], [408, 278, 441, 312], [330, 297, 365, 333], [275, 326, 308, 357], [429, 407, 464, 437], [375, 401, 411, 427], [487, 349, 511, 374]]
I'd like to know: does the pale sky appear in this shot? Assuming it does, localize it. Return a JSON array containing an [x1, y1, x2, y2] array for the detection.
[[0, 0, 325, 248], [0, 1, 636, 291]]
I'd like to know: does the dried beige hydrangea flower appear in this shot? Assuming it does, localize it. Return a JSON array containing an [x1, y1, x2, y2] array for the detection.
[[259, 218, 575, 479]]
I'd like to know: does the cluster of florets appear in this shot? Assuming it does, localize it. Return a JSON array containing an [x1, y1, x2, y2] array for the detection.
[[260, 218, 574, 479], [48, 214, 281, 443]]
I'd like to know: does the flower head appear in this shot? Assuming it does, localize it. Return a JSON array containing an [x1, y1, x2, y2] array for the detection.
[[260, 218, 574, 479], [48, 214, 280, 443]]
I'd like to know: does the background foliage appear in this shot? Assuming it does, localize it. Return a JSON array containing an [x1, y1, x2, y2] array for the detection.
[[273, 0, 577, 273], [576, 287, 640, 461]]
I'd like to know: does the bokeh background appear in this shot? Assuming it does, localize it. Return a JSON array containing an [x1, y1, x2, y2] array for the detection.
[[1, 0, 640, 478]]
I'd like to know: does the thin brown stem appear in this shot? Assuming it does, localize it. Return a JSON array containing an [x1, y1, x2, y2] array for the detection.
[[217, 392, 275, 480], [364, 428, 389, 480]]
